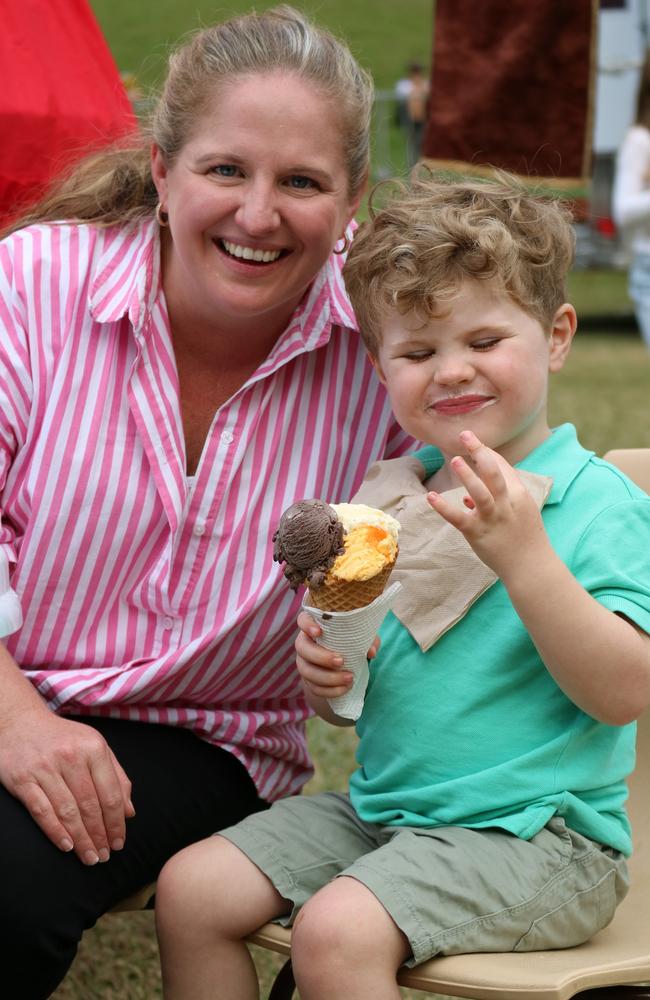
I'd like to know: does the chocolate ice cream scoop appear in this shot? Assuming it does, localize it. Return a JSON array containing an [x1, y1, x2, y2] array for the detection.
[[273, 499, 345, 589]]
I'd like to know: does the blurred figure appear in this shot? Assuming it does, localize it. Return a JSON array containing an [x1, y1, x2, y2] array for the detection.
[[394, 61, 429, 168], [613, 48, 650, 349]]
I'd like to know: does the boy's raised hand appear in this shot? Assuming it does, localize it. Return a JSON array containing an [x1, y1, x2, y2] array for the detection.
[[426, 430, 550, 582]]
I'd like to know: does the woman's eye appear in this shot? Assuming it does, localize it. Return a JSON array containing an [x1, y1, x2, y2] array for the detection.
[[211, 164, 239, 178], [288, 175, 317, 190]]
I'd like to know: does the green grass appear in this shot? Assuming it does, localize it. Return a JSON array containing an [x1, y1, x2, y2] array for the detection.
[[51, 327, 650, 999], [568, 269, 633, 318], [90, 0, 433, 93]]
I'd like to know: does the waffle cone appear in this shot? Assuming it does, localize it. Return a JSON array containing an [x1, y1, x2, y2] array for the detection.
[[308, 560, 395, 612]]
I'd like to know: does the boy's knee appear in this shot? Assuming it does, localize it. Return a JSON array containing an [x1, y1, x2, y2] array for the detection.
[[156, 838, 224, 925], [292, 878, 410, 979], [156, 835, 278, 939], [292, 883, 364, 967]]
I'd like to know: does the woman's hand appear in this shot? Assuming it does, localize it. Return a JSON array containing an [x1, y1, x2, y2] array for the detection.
[[0, 707, 135, 865], [427, 430, 550, 583], [295, 611, 380, 699]]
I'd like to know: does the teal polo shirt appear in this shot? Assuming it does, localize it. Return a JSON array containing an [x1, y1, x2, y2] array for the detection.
[[349, 425, 650, 855]]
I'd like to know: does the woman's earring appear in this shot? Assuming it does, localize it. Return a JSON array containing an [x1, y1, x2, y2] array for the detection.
[[332, 233, 351, 255], [156, 203, 169, 227]]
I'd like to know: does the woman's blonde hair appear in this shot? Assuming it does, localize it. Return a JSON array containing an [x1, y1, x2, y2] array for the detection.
[[343, 171, 576, 356], [3, 5, 373, 236]]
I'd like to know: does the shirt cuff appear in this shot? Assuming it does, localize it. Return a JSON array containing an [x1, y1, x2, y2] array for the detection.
[[0, 553, 22, 639]]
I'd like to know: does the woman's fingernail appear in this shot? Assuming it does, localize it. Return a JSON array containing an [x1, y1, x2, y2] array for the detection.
[[98, 848, 110, 863], [84, 850, 100, 866], [60, 838, 73, 852], [111, 838, 124, 851]]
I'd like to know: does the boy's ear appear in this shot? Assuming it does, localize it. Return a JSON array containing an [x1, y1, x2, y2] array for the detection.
[[548, 303, 577, 373]]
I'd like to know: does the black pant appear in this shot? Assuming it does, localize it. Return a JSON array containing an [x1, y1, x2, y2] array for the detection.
[[0, 716, 267, 999]]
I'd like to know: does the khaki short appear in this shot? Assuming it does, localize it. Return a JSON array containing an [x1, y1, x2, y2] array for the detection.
[[221, 791, 629, 966]]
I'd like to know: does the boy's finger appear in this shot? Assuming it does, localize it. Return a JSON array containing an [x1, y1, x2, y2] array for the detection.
[[367, 635, 381, 659], [450, 456, 496, 509], [308, 681, 353, 699], [456, 445, 510, 502], [459, 430, 517, 490], [295, 632, 343, 668], [427, 491, 468, 530], [298, 660, 352, 692], [297, 611, 320, 638]]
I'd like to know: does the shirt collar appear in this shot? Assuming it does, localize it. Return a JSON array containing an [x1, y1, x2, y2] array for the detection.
[[517, 424, 594, 504], [88, 219, 358, 362], [89, 217, 161, 335], [241, 230, 359, 382]]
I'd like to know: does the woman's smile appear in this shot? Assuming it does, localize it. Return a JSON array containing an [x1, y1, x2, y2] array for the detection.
[[216, 239, 287, 266], [213, 239, 291, 270]]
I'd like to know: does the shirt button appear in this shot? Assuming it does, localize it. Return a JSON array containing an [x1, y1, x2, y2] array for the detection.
[[162, 616, 174, 630], [193, 522, 206, 537], [220, 430, 234, 444]]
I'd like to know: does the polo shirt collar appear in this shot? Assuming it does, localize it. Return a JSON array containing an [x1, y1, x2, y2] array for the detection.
[[517, 424, 594, 504]]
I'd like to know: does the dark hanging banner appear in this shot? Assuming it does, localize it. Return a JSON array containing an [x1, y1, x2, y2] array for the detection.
[[422, 0, 598, 197]]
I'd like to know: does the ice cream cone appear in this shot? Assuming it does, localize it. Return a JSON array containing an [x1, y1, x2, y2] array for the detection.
[[307, 559, 396, 612]]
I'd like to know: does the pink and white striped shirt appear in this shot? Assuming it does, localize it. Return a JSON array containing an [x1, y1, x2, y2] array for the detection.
[[0, 219, 414, 802]]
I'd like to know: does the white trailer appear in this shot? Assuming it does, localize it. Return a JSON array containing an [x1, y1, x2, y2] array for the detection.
[[584, 0, 650, 264]]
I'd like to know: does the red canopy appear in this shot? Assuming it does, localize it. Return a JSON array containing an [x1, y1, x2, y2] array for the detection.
[[1, 0, 137, 226]]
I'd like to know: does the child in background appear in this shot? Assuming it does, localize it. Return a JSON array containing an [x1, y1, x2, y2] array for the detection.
[[154, 175, 650, 1000]]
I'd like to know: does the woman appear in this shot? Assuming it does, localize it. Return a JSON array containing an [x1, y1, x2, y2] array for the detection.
[[0, 7, 414, 996], [613, 47, 650, 349]]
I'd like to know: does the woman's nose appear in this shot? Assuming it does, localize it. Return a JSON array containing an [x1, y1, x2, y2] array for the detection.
[[235, 181, 280, 236]]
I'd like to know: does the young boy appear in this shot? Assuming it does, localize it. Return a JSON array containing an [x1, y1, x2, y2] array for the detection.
[[155, 175, 650, 1000]]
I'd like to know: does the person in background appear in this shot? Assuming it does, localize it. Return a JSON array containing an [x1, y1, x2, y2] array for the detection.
[[153, 173, 650, 1000], [613, 46, 650, 349], [0, 6, 414, 997], [394, 61, 430, 168]]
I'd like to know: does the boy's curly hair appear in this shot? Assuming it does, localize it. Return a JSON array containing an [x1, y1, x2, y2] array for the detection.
[[343, 171, 576, 356]]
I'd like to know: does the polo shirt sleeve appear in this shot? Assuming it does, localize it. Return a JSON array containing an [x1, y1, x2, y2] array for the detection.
[[572, 498, 650, 633]]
